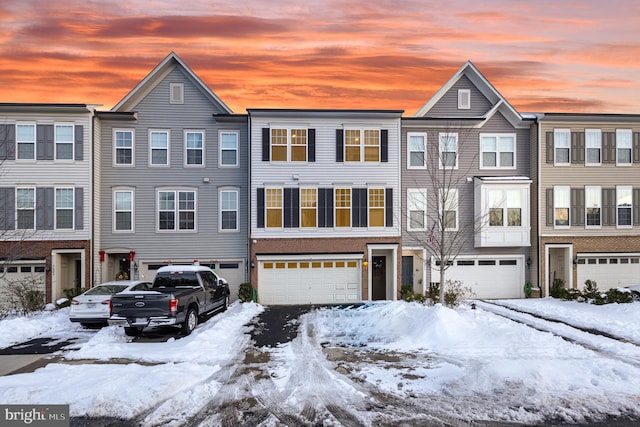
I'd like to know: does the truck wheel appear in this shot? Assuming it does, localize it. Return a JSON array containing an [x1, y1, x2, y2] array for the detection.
[[181, 307, 198, 335], [124, 327, 143, 337]]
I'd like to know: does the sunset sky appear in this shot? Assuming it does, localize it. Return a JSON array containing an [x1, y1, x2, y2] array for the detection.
[[1, 0, 639, 114]]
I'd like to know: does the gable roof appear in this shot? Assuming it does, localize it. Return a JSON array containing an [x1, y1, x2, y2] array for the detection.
[[112, 51, 232, 113], [414, 61, 525, 127]]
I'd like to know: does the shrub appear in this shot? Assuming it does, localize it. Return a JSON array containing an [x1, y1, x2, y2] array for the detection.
[[443, 280, 474, 308], [550, 278, 566, 298], [400, 284, 427, 304], [582, 280, 600, 300], [427, 282, 440, 302], [523, 282, 532, 298], [604, 288, 633, 304], [238, 282, 254, 303], [1, 275, 45, 314]]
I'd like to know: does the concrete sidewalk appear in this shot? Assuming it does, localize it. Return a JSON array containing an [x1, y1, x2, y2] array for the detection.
[[0, 354, 56, 376]]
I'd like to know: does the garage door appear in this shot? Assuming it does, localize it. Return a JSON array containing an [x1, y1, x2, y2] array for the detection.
[[432, 256, 524, 299], [258, 257, 361, 305], [577, 254, 640, 291], [0, 263, 47, 311]]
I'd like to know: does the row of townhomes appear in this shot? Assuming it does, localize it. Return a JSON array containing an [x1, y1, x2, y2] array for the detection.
[[1, 52, 639, 309]]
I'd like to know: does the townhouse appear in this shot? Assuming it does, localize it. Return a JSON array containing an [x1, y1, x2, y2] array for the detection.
[[94, 53, 249, 299], [0, 103, 95, 308], [248, 109, 403, 304], [401, 62, 534, 299], [534, 113, 640, 296]]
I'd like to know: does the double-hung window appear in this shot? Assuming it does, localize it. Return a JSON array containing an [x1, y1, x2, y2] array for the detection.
[[407, 133, 426, 168], [585, 129, 601, 165], [554, 186, 570, 227], [368, 188, 385, 227], [220, 189, 238, 231], [55, 124, 74, 160], [16, 123, 35, 160], [480, 134, 515, 168], [114, 130, 133, 165], [158, 190, 195, 231], [345, 129, 380, 162], [439, 133, 458, 169], [185, 131, 204, 166], [270, 128, 307, 162], [16, 188, 35, 229], [407, 189, 427, 230], [554, 129, 570, 165], [55, 188, 74, 229], [585, 186, 601, 227], [616, 129, 632, 165], [488, 189, 521, 227], [150, 130, 169, 165], [114, 190, 133, 231], [440, 188, 458, 230], [265, 188, 283, 228], [220, 131, 238, 166], [617, 186, 632, 227], [335, 188, 351, 227], [300, 188, 317, 228]]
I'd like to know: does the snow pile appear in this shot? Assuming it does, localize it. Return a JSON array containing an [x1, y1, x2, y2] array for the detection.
[[0, 308, 82, 348]]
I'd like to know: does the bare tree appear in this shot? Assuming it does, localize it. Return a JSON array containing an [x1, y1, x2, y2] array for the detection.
[[403, 121, 483, 304]]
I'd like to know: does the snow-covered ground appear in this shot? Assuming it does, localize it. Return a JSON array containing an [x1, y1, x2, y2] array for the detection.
[[0, 299, 639, 425]]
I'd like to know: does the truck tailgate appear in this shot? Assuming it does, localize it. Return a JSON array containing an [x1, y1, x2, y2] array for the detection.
[[110, 291, 174, 318]]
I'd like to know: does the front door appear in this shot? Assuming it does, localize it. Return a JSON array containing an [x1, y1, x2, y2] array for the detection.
[[372, 256, 386, 300], [402, 256, 413, 289]]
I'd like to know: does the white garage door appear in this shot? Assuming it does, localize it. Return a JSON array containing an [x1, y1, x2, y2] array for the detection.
[[258, 257, 361, 305], [217, 262, 245, 302], [577, 254, 640, 291], [432, 256, 524, 299]]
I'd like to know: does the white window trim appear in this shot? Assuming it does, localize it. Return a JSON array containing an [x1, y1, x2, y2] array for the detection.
[[156, 188, 197, 232], [219, 188, 239, 232], [184, 130, 205, 168], [458, 89, 471, 110], [15, 186, 36, 230], [479, 133, 517, 169], [343, 128, 381, 164], [585, 129, 602, 166], [440, 188, 458, 231], [616, 129, 633, 166], [15, 122, 36, 161], [219, 130, 239, 167], [54, 186, 75, 231], [407, 132, 427, 169], [367, 187, 386, 229], [265, 186, 284, 229], [55, 123, 75, 161], [270, 127, 309, 163], [169, 83, 184, 104], [113, 128, 135, 167], [553, 186, 571, 229], [407, 188, 427, 231], [554, 129, 571, 166], [149, 129, 170, 167], [438, 132, 458, 170], [334, 187, 352, 228], [299, 186, 318, 229], [616, 185, 633, 228], [584, 186, 601, 229], [113, 187, 134, 233]]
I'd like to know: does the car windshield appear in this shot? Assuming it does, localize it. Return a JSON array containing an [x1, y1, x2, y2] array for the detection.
[[153, 271, 199, 288], [84, 285, 129, 295]]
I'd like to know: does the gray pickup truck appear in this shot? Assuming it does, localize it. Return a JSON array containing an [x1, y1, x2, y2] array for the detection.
[[108, 263, 230, 337]]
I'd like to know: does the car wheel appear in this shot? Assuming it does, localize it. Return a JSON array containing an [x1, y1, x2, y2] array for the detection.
[[124, 327, 143, 337], [633, 292, 640, 302], [181, 307, 198, 336]]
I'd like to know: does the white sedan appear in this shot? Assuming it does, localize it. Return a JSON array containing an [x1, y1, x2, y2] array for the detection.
[[69, 280, 152, 326]]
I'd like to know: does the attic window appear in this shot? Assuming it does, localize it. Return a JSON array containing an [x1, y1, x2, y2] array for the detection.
[[170, 83, 184, 104], [458, 89, 470, 110]]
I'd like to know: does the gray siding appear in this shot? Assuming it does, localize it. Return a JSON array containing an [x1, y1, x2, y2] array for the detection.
[[99, 67, 248, 267], [427, 75, 493, 117]]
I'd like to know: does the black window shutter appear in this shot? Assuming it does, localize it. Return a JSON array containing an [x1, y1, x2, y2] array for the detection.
[[36, 187, 54, 230], [633, 132, 640, 163], [308, 129, 316, 162], [385, 188, 393, 227], [0, 125, 16, 160], [381, 129, 388, 162], [603, 132, 615, 164], [571, 188, 584, 226], [75, 125, 84, 160], [75, 187, 83, 230], [633, 188, 640, 226], [546, 188, 554, 226], [0, 187, 15, 230], [37, 125, 54, 160], [546, 132, 554, 164], [336, 129, 344, 162], [318, 188, 326, 227], [602, 188, 615, 226], [352, 188, 367, 227], [571, 132, 584, 164], [284, 188, 299, 228], [318, 188, 334, 227], [261, 128, 270, 162], [257, 188, 265, 228]]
